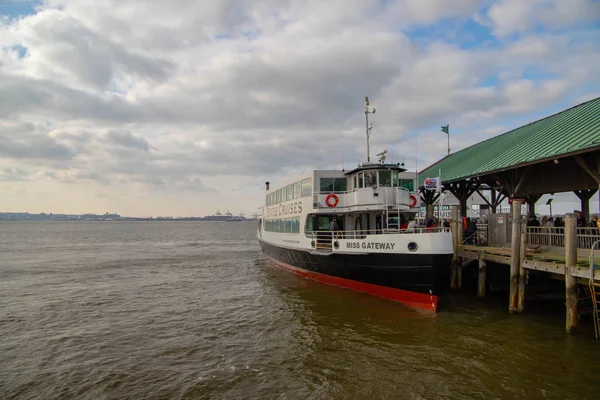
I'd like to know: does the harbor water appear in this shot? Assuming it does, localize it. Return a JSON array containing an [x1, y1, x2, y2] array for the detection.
[[1, 221, 599, 399]]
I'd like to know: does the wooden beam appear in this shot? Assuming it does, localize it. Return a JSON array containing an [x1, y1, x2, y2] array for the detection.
[[574, 155, 600, 184], [514, 168, 531, 194], [476, 189, 493, 208]]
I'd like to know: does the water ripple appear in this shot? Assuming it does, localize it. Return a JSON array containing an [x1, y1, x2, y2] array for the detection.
[[1, 221, 599, 399]]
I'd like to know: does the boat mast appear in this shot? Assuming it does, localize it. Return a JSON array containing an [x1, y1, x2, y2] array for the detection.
[[365, 97, 376, 162]]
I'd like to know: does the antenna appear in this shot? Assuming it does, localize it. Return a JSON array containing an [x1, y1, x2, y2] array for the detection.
[[341, 150, 345, 172], [376, 150, 388, 164], [365, 97, 376, 162]]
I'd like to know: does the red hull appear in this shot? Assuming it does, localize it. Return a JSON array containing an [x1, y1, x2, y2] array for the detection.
[[268, 257, 439, 312]]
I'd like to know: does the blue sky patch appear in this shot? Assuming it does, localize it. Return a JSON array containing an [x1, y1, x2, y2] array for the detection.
[[12, 44, 27, 58], [0, 0, 39, 20], [404, 17, 500, 51]]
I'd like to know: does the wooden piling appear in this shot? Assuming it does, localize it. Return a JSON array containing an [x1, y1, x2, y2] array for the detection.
[[564, 213, 578, 334], [455, 207, 463, 290], [478, 256, 486, 298], [450, 206, 459, 289], [509, 200, 522, 313], [451, 206, 459, 262], [517, 221, 527, 312]]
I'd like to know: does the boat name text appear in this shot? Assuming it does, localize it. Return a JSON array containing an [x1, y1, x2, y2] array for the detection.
[[266, 201, 303, 218], [346, 242, 396, 250]]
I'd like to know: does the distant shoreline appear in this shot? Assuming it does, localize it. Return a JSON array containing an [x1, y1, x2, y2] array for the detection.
[[0, 218, 257, 222]]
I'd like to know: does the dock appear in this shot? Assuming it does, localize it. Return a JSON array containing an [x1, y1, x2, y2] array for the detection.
[[417, 97, 600, 336]]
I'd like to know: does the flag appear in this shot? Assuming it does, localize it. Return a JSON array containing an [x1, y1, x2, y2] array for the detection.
[[441, 125, 449, 134]]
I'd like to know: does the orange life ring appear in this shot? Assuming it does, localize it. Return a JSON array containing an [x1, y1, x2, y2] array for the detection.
[[325, 193, 339, 207], [409, 194, 417, 208]]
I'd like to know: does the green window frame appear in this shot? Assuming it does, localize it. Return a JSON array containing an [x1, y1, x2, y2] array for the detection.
[[399, 179, 414, 191]]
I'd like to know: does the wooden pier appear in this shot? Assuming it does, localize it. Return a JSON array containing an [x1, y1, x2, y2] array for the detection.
[[451, 203, 600, 335]]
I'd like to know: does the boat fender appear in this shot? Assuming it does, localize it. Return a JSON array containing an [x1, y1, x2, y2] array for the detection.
[[333, 241, 339, 249], [311, 240, 316, 248], [409, 194, 417, 208], [325, 193, 339, 207]]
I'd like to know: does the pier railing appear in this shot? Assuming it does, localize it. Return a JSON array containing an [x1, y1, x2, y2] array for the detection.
[[526, 226, 600, 249]]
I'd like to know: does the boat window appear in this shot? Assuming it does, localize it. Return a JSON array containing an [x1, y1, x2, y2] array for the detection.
[[379, 170, 392, 187], [335, 178, 347, 192], [294, 182, 301, 199], [391, 171, 399, 187], [320, 177, 347, 193], [353, 175, 358, 190], [301, 178, 312, 197], [364, 171, 375, 188], [399, 179, 414, 191], [286, 184, 293, 201], [276, 189, 282, 203], [285, 219, 292, 233], [304, 214, 314, 233], [320, 178, 334, 193], [358, 172, 364, 188], [317, 216, 330, 230]]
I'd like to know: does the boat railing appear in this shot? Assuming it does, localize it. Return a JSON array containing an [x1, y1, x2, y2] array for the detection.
[[313, 186, 411, 209], [308, 227, 450, 240]]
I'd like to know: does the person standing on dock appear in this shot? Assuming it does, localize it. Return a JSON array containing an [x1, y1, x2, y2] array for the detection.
[[589, 215, 599, 235], [576, 211, 586, 227]]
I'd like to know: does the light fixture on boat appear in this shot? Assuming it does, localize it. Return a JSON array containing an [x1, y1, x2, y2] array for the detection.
[[265, 181, 270, 191]]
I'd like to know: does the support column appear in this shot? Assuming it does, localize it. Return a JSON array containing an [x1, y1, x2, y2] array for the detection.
[[478, 256, 486, 299], [426, 204, 435, 221], [456, 206, 463, 290], [420, 189, 440, 223], [460, 198, 468, 221], [509, 199, 522, 313], [574, 189, 596, 223], [451, 205, 463, 290], [517, 221, 527, 312], [564, 213, 578, 334], [451, 206, 459, 262], [525, 194, 542, 219]]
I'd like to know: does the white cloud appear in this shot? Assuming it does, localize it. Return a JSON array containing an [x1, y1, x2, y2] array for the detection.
[[487, 0, 600, 37], [0, 0, 598, 216]]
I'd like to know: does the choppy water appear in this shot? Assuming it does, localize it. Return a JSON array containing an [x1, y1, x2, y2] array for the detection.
[[0, 221, 599, 400]]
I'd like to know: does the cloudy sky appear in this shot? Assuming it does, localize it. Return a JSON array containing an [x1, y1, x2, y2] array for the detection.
[[1, 0, 599, 217]]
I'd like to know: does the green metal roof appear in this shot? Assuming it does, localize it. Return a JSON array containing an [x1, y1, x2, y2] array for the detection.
[[419, 97, 600, 186]]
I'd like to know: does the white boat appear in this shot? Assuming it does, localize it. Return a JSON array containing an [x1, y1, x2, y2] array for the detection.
[[256, 98, 453, 311]]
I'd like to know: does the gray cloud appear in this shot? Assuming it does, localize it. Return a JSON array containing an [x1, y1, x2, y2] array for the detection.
[[102, 130, 151, 151], [0, 122, 73, 160], [0, 167, 30, 181], [0, 0, 598, 215]]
